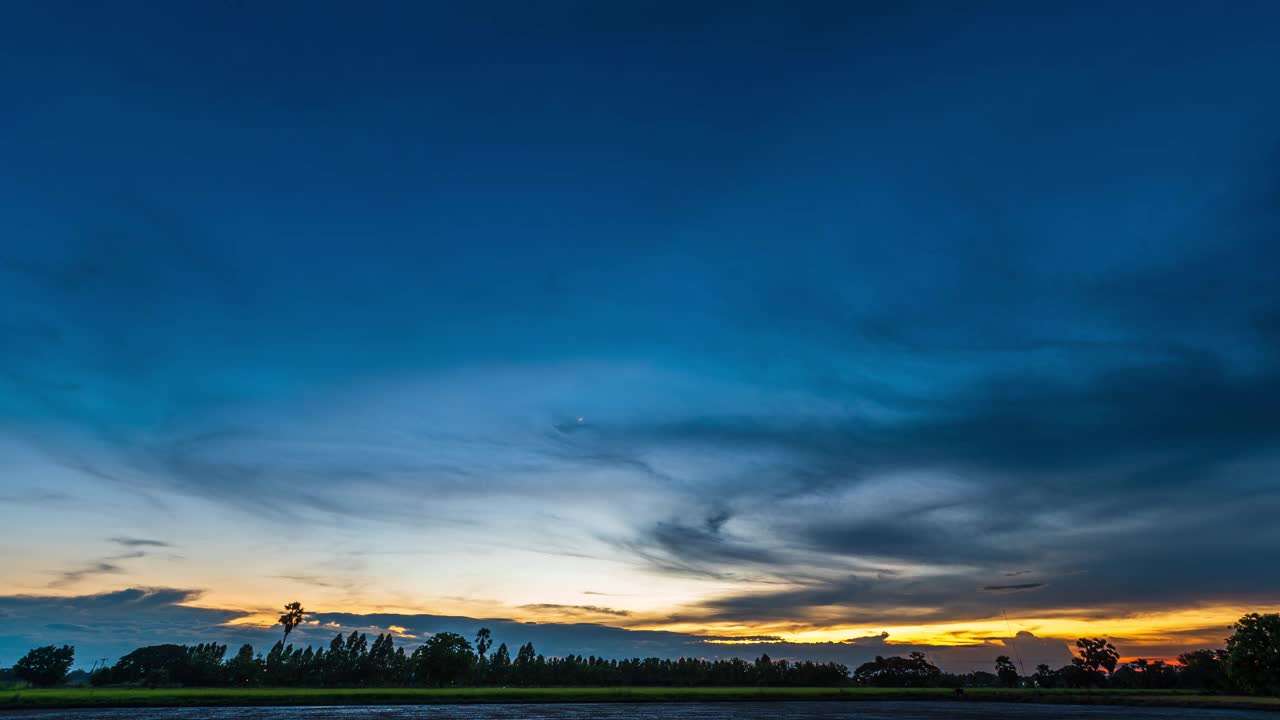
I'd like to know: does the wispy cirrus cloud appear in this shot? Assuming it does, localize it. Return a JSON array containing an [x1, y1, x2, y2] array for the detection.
[[108, 537, 171, 548], [49, 562, 126, 589], [519, 603, 632, 618], [982, 583, 1046, 593]]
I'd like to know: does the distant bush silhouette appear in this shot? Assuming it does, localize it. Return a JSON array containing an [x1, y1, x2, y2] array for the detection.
[[853, 652, 941, 687], [1227, 613, 1280, 695], [1176, 649, 1230, 691], [994, 655, 1019, 687], [92, 643, 227, 687], [13, 645, 75, 687]]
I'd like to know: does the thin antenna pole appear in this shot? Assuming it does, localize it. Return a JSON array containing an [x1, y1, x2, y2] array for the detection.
[[1003, 610, 1026, 675]]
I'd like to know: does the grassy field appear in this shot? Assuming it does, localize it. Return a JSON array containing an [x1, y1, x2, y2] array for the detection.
[[7, 681, 1280, 707], [3, 686, 1279, 711]]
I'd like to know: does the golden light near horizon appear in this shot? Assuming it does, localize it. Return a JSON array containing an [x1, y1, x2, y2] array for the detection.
[[680, 606, 1262, 647], [210, 590, 1279, 662]]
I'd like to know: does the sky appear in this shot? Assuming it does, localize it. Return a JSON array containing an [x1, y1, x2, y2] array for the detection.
[[2, 1, 1279, 671]]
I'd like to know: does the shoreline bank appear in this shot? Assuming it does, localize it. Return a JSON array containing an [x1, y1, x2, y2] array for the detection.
[[3, 687, 1279, 712]]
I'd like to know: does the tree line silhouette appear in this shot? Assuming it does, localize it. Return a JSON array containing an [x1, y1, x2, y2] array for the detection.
[[850, 614, 1279, 695], [25, 634, 849, 689], [5, 605, 1278, 696]]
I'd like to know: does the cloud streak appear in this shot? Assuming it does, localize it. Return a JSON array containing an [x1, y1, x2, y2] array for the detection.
[[519, 604, 633, 618], [109, 537, 171, 548]]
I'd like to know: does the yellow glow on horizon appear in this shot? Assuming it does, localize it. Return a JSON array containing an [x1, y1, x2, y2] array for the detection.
[[633, 604, 1280, 650], [24, 567, 1272, 658], [209, 598, 1280, 658]]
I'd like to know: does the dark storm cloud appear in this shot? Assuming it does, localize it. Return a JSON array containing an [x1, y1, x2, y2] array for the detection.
[[660, 489, 1280, 628], [566, 204, 1280, 620], [603, 512, 788, 581], [0, 589, 244, 664], [573, 342, 1280, 615], [602, 345, 1279, 490]]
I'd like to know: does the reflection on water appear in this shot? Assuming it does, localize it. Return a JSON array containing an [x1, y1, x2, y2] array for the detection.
[[5, 702, 1278, 720]]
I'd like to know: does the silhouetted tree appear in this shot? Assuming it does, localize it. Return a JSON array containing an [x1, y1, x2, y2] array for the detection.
[[346, 631, 368, 684], [474, 628, 492, 660], [323, 633, 348, 684], [1072, 637, 1118, 687], [13, 645, 75, 687], [1178, 649, 1229, 691], [1031, 663, 1055, 688], [278, 601, 306, 645], [513, 642, 537, 686], [365, 632, 410, 686], [964, 670, 1000, 687], [754, 653, 776, 685], [413, 632, 474, 687], [1226, 612, 1280, 696], [1112, 658, 1180, 690], [185, 643, 228, 684], [488, 642, 511, 685], [227, 644, 261, 686], [853, 652, 941, 687], [470, 627, 492, 684], [103, 643, 228, 686], [1109, 660, 1141, 689], [263, 641, 290, 685], [995, 655, 1019, 687], [1055, 662, 1088, 688]]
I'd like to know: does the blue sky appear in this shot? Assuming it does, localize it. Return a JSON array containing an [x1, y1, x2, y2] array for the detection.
[[2, 1, 1279, 668]]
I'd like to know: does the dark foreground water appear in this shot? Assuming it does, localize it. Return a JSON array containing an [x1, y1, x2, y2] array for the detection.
[[4, 702, 1277, 720]]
